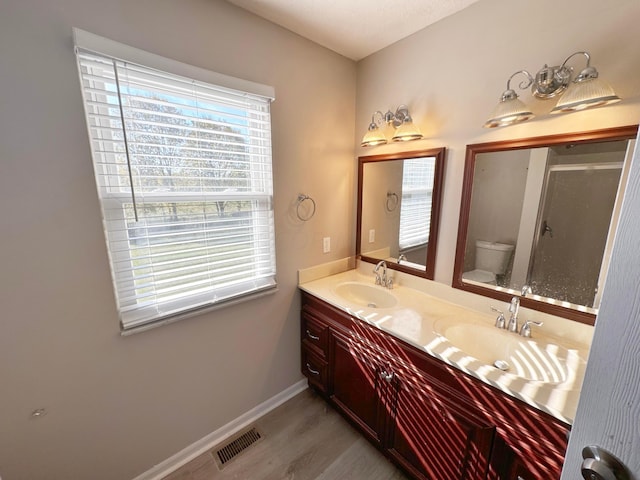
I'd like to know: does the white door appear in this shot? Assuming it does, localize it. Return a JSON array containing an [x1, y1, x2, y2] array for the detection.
[[561, 132, 640, 478]]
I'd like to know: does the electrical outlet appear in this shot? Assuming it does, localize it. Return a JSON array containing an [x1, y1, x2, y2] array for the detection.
[[369, 229, 375, 243], [323, 237, 331, 253]]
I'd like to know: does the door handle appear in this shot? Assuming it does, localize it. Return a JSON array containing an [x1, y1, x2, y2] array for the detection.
[[581, 446, 630, 480], [542, 220, 554, 238]]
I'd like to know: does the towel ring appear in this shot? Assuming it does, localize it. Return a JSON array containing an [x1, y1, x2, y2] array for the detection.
[[296, 194, 316, 221], [386, 192, 399, 212]]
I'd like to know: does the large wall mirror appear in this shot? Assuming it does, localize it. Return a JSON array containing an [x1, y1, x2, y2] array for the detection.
[[453, 125, 638, 324], [357, 148, 446, 279]]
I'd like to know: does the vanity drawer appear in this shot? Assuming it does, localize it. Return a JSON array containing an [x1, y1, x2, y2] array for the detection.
[[302, 347, 328, 393], [301, 310, 329, 357]]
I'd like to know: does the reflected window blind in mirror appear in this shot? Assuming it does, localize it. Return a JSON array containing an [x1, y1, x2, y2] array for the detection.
[[399, 158, 434, 251]]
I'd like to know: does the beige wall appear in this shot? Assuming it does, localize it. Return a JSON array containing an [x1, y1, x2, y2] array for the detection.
[[465, 149, 530, 273], [0, 0, 355, 479], [360, 160, 403, 257], [356, 0, 640, 284]]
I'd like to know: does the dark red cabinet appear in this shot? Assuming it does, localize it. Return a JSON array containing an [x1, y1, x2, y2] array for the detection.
[[330, 330, 385, 446], [387, 374, 494, 479], [300, 291, 570, 479]]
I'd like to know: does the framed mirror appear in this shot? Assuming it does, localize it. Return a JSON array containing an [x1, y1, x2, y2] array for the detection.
[[453, 125, 638, 324], [357, 148, 446, 279]]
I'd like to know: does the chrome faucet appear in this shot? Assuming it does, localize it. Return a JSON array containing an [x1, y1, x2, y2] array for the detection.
[[507, 285, 532, 333], [397, 254, 407, 264], [373, 260, 393, 289], [507, 296, 520, 332]]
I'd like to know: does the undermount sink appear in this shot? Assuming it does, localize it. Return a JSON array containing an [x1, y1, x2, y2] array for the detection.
[[333, 282, 397, 309], [438, 324, 579, 384]]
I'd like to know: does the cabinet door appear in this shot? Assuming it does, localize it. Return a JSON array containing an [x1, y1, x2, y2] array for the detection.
[[493, 450, 563, 480], [329, 330, 384, 446], [487, 436, 564, 480], [386, 376, 495, 480]]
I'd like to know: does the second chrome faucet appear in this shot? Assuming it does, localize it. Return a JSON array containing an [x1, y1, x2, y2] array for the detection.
[[507, 296, 521, 333], [373, 260, 394, 289], [493, 285, 543, 337]]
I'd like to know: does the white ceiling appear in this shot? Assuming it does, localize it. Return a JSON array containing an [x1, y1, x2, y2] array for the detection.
[[226, 0, 481, 61]]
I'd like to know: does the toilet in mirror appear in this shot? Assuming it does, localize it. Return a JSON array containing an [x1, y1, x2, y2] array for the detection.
[[462, 240, 514, 286]]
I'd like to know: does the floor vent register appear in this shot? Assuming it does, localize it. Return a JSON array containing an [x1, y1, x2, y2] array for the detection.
[[213, 426, 263, 469]]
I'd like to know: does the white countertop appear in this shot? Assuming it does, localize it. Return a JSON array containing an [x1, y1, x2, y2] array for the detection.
[[299, 263, 592, 424]]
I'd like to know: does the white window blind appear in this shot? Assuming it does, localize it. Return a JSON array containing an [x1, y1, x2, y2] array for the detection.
[[398, 158, 435, 251], [75, 41, 276, 331]]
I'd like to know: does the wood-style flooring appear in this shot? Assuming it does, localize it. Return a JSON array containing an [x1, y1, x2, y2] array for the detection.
[[163, 388, 408, 480]]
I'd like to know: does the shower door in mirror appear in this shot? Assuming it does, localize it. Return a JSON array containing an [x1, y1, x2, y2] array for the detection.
[[528, 163, 622, 307]]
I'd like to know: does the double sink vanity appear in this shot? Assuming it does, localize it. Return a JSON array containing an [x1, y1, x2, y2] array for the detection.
[[298, 126, 639, 479], [307, 266, 589, 402], [299, 262, 590, 479]]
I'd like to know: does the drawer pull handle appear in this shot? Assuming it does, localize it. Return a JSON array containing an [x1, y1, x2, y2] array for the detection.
[[306, 363, 320, 376], [306, 329, 320, 341]]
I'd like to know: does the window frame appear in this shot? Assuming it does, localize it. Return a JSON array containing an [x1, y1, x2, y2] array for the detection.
[[74, 29, 277, 333]]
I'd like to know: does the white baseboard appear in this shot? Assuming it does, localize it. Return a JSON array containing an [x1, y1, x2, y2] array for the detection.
[[132, 379, 308, 480]]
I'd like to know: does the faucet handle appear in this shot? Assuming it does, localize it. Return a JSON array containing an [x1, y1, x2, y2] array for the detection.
[[519, 320, 543, 338], [490, 306, 506, 329]]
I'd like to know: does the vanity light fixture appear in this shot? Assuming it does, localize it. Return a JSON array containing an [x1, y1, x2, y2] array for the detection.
[[549, 51, 621, 113], [483, 70, 535, 128], [361, 105, 423, 146], [484, 51, 620, 128]]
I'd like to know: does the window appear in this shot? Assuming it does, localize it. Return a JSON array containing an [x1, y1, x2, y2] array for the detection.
[[398, 157, 435, 251], [74, 30, 276, 331]]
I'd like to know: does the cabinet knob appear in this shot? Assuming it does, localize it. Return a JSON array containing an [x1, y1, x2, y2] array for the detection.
[[581, 446, 629, 480], [380, 370, 394, 382]]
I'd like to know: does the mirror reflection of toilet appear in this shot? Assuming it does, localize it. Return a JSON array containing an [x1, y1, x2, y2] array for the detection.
[[462, 240, 514, 285]]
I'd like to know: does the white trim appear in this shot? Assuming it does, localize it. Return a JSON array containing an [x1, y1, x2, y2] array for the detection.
[[121, 287, 278, 336], [131, 380, 308, 480], [73, 28, 275, 100]]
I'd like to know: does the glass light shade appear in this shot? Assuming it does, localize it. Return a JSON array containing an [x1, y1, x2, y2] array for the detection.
[[391, 119, 423, 142], [550, 77, 620, 114], [483, 96, 534, 128], [361, 126, 387, 147]]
